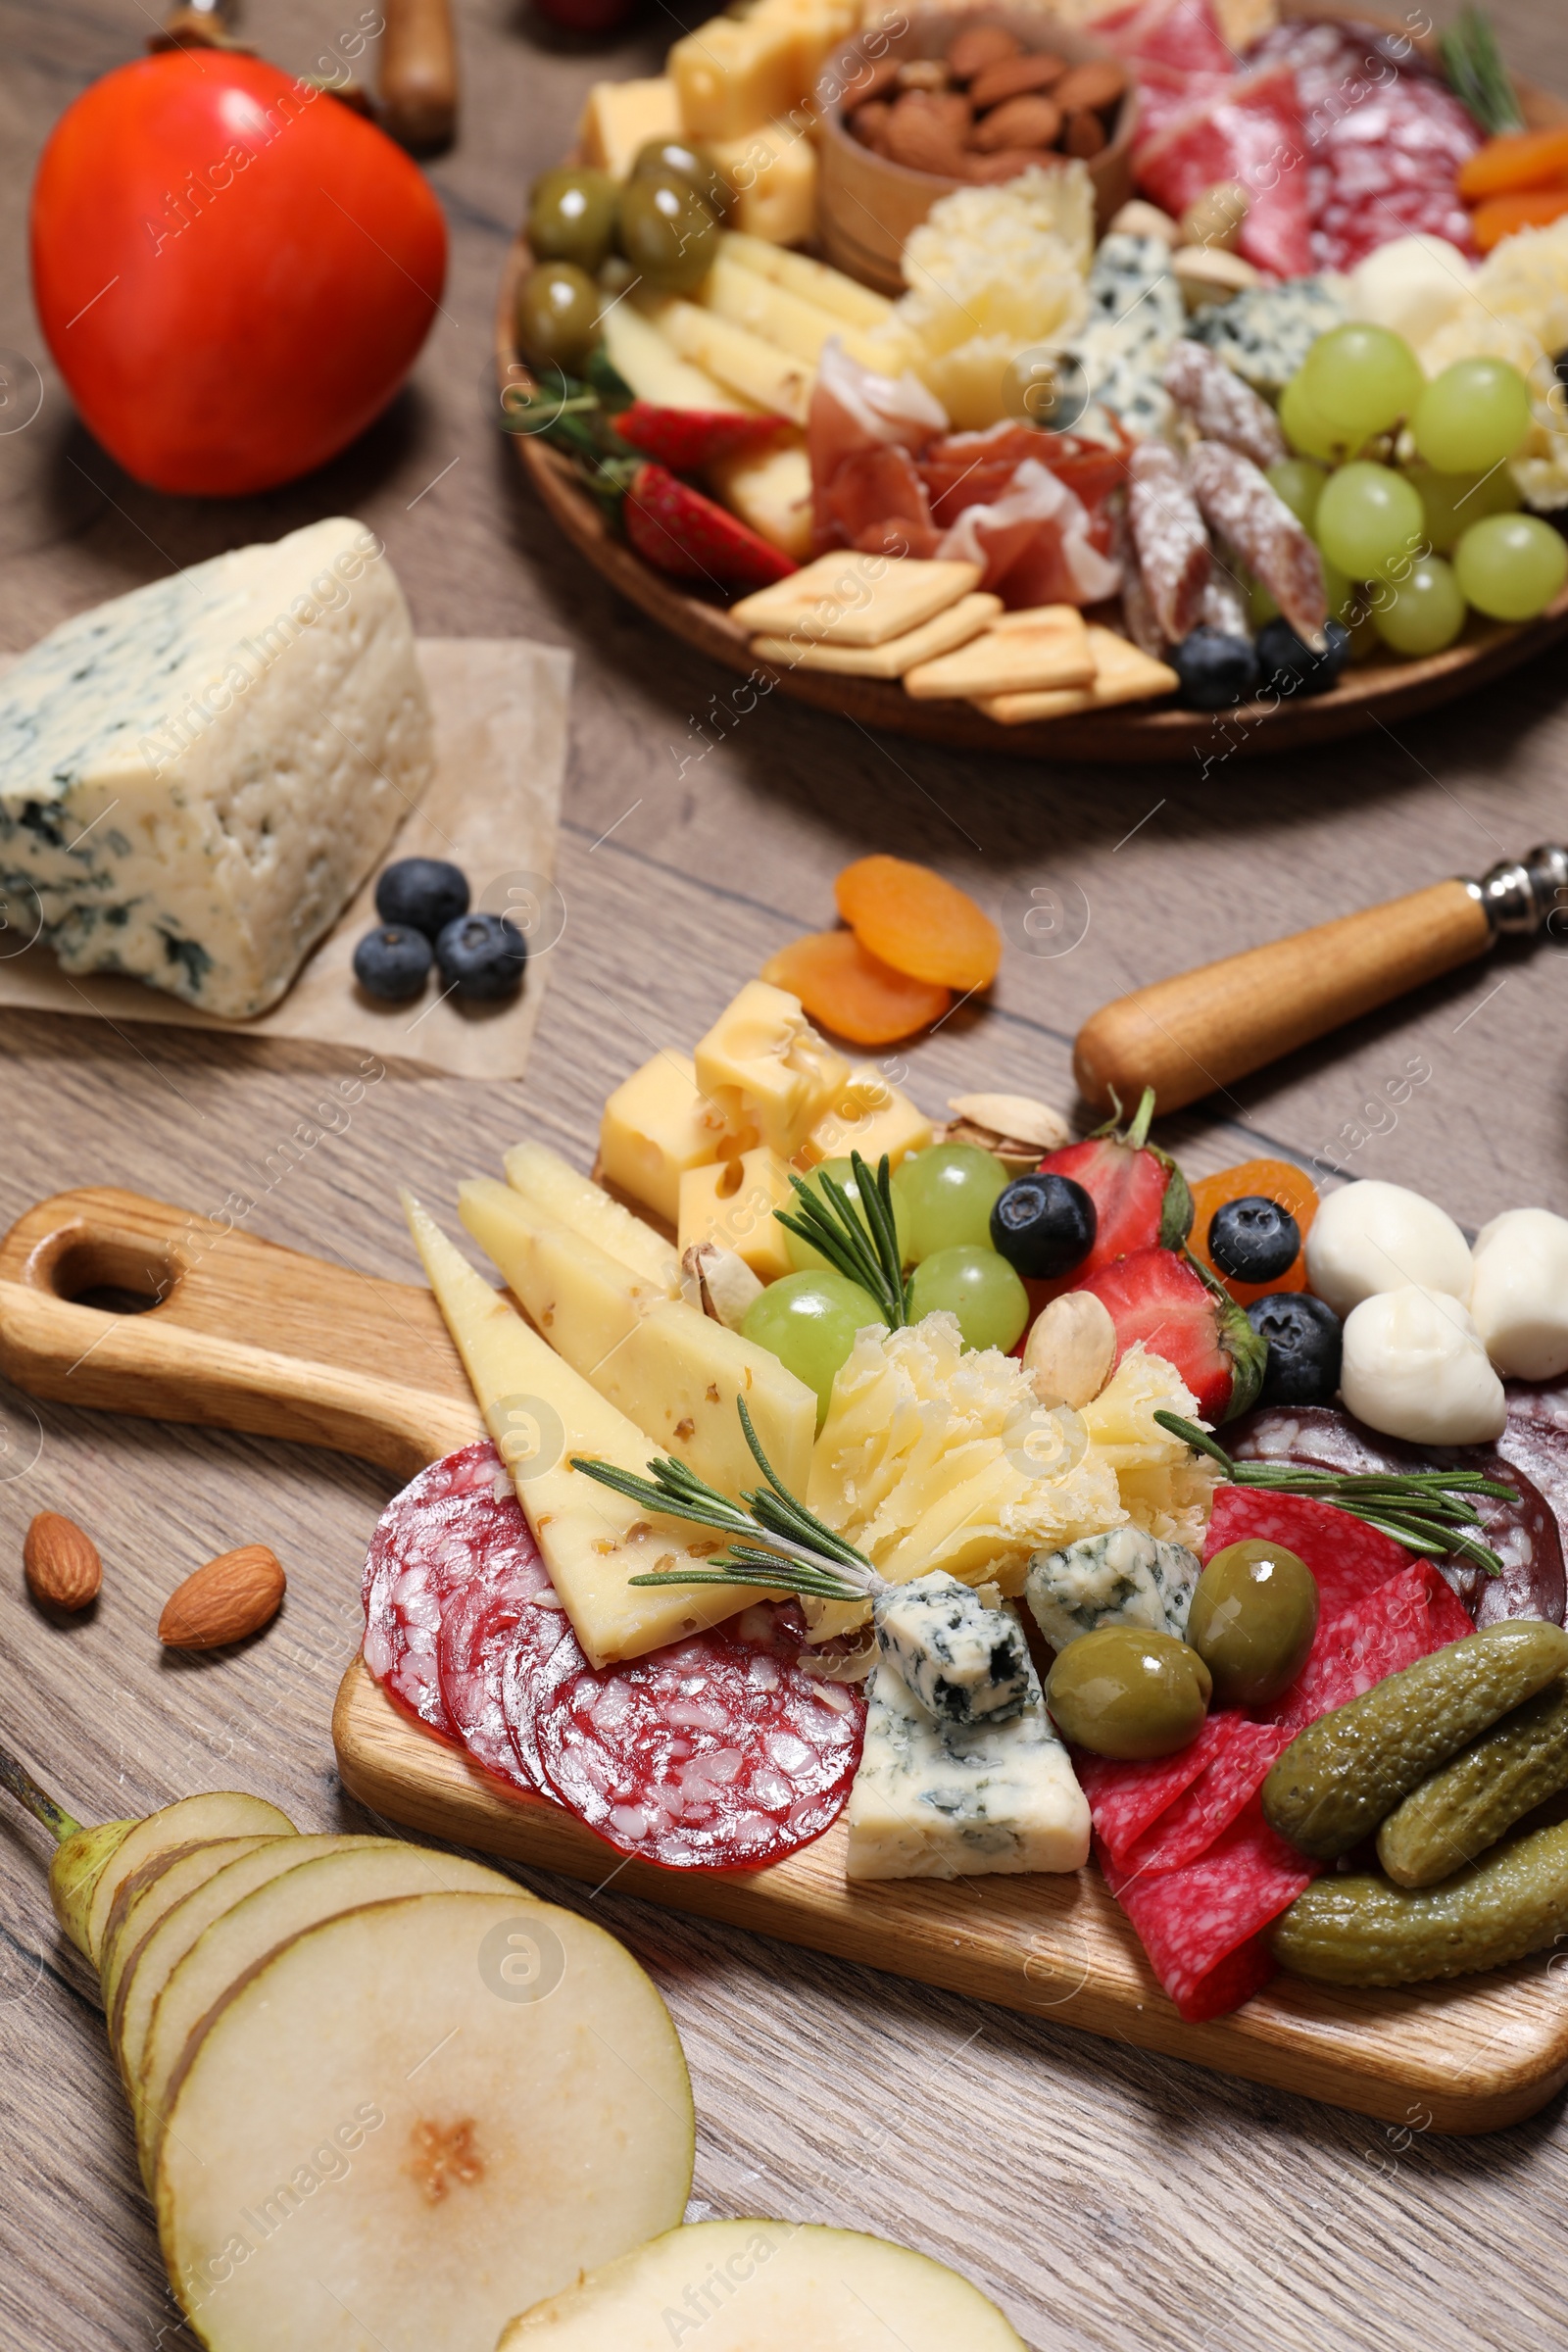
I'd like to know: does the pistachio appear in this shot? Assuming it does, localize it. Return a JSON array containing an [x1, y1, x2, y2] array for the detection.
[[681, 1243, 763, 1332], [1023, 1291, 1116, 1410], [943, 1091, 1070, 1171]]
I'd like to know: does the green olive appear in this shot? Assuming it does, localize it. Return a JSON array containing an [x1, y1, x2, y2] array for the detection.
[[1045, 1627, 1212, 1761], [514, 261, 601, 376], [616, 173, 719, 293], [1187, 1540, 1319, 1711], [527, 166, 618, 272], [631, 136, 735, 222]]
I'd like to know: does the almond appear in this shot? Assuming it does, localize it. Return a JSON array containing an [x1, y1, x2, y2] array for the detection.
[[24, 1512, 102, 1611], [159, 1544, 286, 1650], [972, 94, 1061, 152], [968, 50, 1066, 111], [884, 96, 969, 176], [1053, 60, 1128, 114], [1064, 108, 1107, 157], [948, 23, 1022, 82]]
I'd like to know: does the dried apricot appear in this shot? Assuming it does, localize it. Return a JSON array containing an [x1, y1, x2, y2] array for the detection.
[[835, 855, 1002, 992], [761, 931, 950, 1046], [1189, 1157, 1319, 1307]]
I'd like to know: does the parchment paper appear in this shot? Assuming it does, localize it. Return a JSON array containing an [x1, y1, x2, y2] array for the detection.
[[0, 639, 571, 1079]]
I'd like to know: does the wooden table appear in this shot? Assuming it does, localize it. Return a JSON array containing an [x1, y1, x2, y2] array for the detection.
[[4, 3, 1568, 2346]]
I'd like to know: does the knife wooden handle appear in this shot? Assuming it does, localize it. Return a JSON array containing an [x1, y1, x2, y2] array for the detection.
[[379, 0, 459, 151], [1073, 877, 1494, 1115]]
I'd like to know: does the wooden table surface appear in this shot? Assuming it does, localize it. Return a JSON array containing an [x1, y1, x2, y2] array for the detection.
[[5, 2, 1568, 2346]]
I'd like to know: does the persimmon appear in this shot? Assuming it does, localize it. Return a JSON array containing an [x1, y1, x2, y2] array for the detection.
[[1188, 1157, 1320, 1308], [761, 931, 950, 1045], [834, 856, 1002, 993]]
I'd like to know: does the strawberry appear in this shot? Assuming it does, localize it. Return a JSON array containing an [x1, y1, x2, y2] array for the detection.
[[1075, 1247, 1267, 1423], [612, 402, 786, 471], [622, 463, 797, 595], [1032, 1086, 1193, 1307]]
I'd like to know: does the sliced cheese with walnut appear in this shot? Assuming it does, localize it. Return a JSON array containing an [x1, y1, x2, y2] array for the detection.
[[405, 1195, 761, 1666]]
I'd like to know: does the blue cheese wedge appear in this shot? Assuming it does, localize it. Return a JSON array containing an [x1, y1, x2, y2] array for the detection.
[[846, 1624, 1090, 1881], [1026, 1526, 1201, 1650], [1188, 275, 1348, 395], [1066, 233, 1187, 442], [872, 1571, 1033, 1727], [0, 516, 432, 1018]]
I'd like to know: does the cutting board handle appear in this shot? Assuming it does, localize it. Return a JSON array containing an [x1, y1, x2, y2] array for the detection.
[[0, 1189, 482, 1480]]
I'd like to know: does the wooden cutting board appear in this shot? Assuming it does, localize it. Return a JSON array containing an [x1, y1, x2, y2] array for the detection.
[[5, 1184, 1566, 2134]]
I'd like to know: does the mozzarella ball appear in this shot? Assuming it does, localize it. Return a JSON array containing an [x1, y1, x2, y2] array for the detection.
[[1341, 1285, 1506, 1446], [1468, 1206, 1568, 1380], [1304, 1180, 1472, 1318]]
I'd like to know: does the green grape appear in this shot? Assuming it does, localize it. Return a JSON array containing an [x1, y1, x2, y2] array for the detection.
[[783, 1156, 908, 1273], [1411, 359, 1534, 472], [1322, 556, 1356, 623], [892, 1144, 1006, 1262], [1407, 463, 1522, 556], [906, 1247, 1028, 1353], [1279, 369, 1347, 464], [1265, 457, 1328, 531], [1453, 513, 1568, 621], [743, 1270, 881, 1420], [1314, 462, 1426, 582], [1370, 555, 1467, 655], [1302, 323, 1424, 439]]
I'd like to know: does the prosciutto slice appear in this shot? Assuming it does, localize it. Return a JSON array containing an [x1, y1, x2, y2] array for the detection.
[[937, 459, 1122, 609], [808, 340, 948, 555]]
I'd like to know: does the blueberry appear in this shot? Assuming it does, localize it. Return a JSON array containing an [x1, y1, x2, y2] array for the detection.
[[353, 923, 433, 1003], [989, 1172, 1097, 1281], [1256, 615, 1349, 699], [1208, 1195, 1300, 1283], [1172, 627, 1260, 710], [375, 857, 470, 939], [1247, 1292, 1343, 1407], [436, 911, 528, 1002]]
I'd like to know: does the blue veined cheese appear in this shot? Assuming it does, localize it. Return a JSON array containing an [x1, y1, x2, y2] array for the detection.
[[1188, 275, 1348, 395], [1025, 1525, 1201, 1650], [872, 1571, 1033, 1728], [845, 1624, 1090, 1881], [0, 516, 432, 1019], [1065, 235, 1187, 442]]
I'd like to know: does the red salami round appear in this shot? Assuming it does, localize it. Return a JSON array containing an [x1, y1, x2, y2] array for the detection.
[[527, 1604, 866, 1871], [435, 1504, 556, 1792], [499, 1588, 577, 1789], [362, 1440, 513, 1740]]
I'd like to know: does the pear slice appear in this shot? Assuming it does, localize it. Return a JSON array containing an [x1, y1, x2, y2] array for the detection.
[[80, 1792, 295, 1965], [497, 2219, 1027, 2348], [137, 1842, 529, 2186], [156, 1890, 694, 2352], [113, 1835, 382, 2084], [101, 1837, 284, 2032], [50, 1818, 139, 1959]]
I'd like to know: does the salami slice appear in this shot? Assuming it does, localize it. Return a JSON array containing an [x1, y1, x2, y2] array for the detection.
[[1188, 440, 1327, 647], [1075, 1710, 1240, 1870], [1272, 1557, 1473, 1733], [435, 1504, 558, 1794], [1127, 440, 1209, 642], [1202, 1483, 1411, 1626], [1119, 1718, 1293, 1876], [1100, 1799, 1318, 2022], [362, 1441, 506, 1740], [527, 1604, 866, 1871], [1163, 340, 1287, 472], [500, 1587, 577, 1790]]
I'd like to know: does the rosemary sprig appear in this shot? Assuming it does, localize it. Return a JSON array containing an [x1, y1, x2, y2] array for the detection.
[[570, 1398, 878, 1603], [1440, 6, 1524, 135], [1154, 1411, 1514, 1577], [774, 1152, 908, 1328]]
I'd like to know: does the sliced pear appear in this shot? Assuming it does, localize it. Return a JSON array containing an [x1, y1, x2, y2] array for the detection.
[[50, 1818, 139, 1959], [101, 1837, 283, 2032], [157, 1891, 695, 2352], [81, 1792, 295, 1965], [137, 1842, 528, 2185], [498, 2219, 1027, 2348], [113, 1835, 381, 2084]]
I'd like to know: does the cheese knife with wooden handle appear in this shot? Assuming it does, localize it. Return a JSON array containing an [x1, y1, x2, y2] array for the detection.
[[1074, 844, 1568, 1114]]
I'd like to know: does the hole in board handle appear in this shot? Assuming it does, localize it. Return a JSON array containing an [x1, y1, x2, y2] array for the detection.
[[42, 1232, 179, 1316]]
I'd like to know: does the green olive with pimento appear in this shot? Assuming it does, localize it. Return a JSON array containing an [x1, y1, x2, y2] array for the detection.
[[1045, 1626, 1212, 1760], [1186, 1539, 1320, 1711]]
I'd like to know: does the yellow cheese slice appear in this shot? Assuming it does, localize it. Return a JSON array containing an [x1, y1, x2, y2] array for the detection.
[[701, 254, 890, 373], [718, 231, 894, 330], [973, 624, 1181, 724], [751, 593, 1002, 678], [678, 1146, 797, 1281], [730, 554, 982, 647], [459, 1179, 815, 1500], [708, 434, 813, 560], [601, 303, 750, 416], [904, 612, 1097, 702], [643, 296, 814, 425], [405, 1195, 758, 1667], [504, 1140, 681, 1296]]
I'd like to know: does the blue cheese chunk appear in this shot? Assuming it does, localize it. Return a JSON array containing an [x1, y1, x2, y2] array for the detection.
[[1066, 233, 1187, 442], [1188, 275, 1348, 394], [846, 1624, 1090, 1881], [1026, 1526, 1201, 1650], [872, 1571, 1033, 1728], [0, 516, 433, 1019]]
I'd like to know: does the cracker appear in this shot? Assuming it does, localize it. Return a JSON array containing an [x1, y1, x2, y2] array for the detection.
[[904, 612, 1098, 701], [974, 624, 1180, 724], [751, 594, 1002, 677], [730, 554, 982, 647]]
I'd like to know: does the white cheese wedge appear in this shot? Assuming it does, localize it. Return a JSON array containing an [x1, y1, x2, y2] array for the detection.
[[0, 517, 431, 1018], [405, 1195, 760, 1666], [846, 1628, 1090, 1880], [458, 1177, 816, 1499]]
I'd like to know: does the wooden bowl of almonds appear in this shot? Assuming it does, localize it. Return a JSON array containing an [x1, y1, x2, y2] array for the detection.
[[815, 8, 1137, 295]]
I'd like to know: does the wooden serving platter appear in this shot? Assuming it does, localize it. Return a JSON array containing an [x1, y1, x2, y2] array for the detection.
[[7, 1185, 1568, 2132], [497, 12, 1568, 763]]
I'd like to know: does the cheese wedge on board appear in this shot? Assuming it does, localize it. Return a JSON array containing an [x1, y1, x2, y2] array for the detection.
[[701, 254, 890, 373], [692, 979, 848, 1159], [458, 1179, 815, 1500], [752, 592, 1001, 678], [707, 435, 813, 559], [719, 230, 895, 329], [504, 1140, 681, 1295], [600, 304, 750, 416], [404, 1195, 759, 1665], [642, 297, 814, 425]]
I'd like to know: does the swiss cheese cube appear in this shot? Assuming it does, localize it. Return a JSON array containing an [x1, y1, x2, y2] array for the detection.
[[799, 1065, 934, 1171], [670, 16, 801, 139], [678, 1146, 797, 1281], [694, 980, 849, 1161], [578, 76, 681, 178], [599, 1051, 725, 1227], [710, 121, 819, 246]]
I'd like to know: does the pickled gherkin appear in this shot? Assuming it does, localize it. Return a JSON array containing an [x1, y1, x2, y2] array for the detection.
[[1262, 1621, 1568, 1862], [1377, 1676, 1568, 1887], [1272, 1819, 1568, 1986]]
